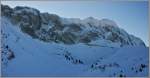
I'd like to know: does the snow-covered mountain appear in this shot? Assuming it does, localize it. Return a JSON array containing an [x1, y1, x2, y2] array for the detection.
[[1, 4, 149, 77], [1, 4, 145, 46]]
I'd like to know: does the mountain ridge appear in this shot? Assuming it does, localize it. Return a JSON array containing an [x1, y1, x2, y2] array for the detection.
[[1, 4, 145, 47]]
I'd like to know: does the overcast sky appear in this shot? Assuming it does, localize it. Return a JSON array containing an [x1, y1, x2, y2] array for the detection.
[[2, 1, 149, 46]]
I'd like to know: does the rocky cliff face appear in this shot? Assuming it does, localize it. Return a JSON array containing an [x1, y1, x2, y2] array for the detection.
[[1, 4, 145, 47]]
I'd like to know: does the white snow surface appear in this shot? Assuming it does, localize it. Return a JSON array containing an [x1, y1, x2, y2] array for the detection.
[[1, 17, 149, 77]]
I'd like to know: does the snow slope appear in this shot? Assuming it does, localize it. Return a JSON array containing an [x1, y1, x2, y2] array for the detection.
[[1, 16, 149, 77]]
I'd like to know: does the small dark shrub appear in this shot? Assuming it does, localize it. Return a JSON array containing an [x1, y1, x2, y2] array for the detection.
[[139, 68, 142, 72], [131, 67, 134, 70], [135, 70, 138, 73], [141, 64, 146, 68], [91, 64, 94, 68], [6, 45, 8, 49], [119, 74, 123, 77], [8, 51, 15, 60]]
